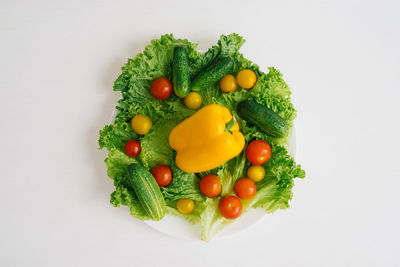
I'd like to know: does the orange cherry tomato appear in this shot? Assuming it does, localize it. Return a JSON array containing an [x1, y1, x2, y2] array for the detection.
[[124, 140, 141, 157], [234, 178, 257, 199], [219, 195, 242, 219], [151, 164, 172, 187], [199, 174, 221, 198], [246, 140, 272, 165], [150, 77, 173, 100]]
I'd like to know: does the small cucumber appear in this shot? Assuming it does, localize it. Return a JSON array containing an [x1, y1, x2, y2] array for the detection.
[[191, 56, 234, 91], [126, 164, 166, 221], [237, 100, 288, 138], [172, 46, 190, 98]]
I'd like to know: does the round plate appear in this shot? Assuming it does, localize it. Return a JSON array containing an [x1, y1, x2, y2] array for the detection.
[[145, 127, 296, 240]]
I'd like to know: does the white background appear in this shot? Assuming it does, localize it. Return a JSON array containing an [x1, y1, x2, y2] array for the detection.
[[1, 0, 399, 266]]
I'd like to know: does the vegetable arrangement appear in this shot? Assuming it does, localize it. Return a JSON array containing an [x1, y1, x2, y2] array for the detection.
[[99, 34, 305, 241]]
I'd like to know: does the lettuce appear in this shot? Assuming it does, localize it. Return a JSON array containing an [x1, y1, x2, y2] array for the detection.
[[105, 149, 149, 220], [139, 118, 177, 169], [99, 122, 137, 151], [98, 33, 305, 241]]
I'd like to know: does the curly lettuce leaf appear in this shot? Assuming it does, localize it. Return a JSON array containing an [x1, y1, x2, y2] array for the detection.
[[166, 201, 207, 225], [105, 149, 139, 180], [162, 165, 205, 202], [110, 186, 150, 220], [99, 122, 137, 151], [162, 166, 207, 224], [252, 144, 305, 211], [251, 67, 297, 123], [105, 149, 150, 220], [200, 198, 223, 241], [139, 118, 176, 169]]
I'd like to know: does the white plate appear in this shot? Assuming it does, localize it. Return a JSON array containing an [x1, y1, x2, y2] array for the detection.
[[145, 127, 296, 241]]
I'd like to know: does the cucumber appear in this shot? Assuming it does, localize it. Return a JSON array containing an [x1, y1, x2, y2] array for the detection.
[[191, 56, 234, 91], [237, 100, 288, 138], [126, 163, 166, 221], [172, 46, 190, 98]]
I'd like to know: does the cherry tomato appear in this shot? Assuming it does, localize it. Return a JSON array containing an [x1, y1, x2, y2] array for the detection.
[[150, 77, 173, 100], [219, 195, 242, 219], [124, 140, 141, 157], [247, 165, 265, 182], [234, 178, 257, 199], [236, 69, 257, 89], [200, 174, 221, 198], [246, 140, 272, 165], [151, 164, 172, 187], [177, 198, 194, 214], [131, 114, 152, 135], [219, 74, 238, 93], [184, 92, 202, 109]]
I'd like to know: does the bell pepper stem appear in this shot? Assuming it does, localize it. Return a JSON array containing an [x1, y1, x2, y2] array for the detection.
[[225, 116, 237, 133]]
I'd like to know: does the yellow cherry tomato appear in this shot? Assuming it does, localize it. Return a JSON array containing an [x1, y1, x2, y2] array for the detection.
[[236, 69, 257, 89], [247, 165, 265, 182], [219, 74, 238, 93], [131, 114, 152, 135], [184, 92, 202, 109], [177, 198, 195, 214]]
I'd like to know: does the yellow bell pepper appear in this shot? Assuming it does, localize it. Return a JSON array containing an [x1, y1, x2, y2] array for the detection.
[[169, 104, 245, 173]]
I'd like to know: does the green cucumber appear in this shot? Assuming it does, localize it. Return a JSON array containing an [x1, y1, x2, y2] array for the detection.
[[172, 46, 190, 98], [191, 56, 234, 91], [126, 163, 166, 221], [237, 100, 288, 138]]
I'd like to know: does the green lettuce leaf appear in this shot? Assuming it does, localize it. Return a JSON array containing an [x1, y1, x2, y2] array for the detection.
[[200, 198, 223, 241], [105, 149, 149, 220], [252, 144, 305, 211], [139, 118, 176, 169], [99, 122, 137, 151], [162, 166, 207, 224], [165, 201, 207, 225], [162, 165, 205, 202], [110, 186, 149, 220], [105, 149, 140, 180], [250, 67, 297, 123]]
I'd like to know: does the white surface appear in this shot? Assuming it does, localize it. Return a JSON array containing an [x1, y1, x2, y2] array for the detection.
[[1, 0, 399, 266]]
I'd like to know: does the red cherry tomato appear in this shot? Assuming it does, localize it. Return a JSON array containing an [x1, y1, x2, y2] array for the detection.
[[246, 140, 272, 165], [151, 164, 172, 187], [200, 174, 221, 198], [219, 196, 242, 219], [124, 140, 141, 157], [150, 77, 173, 100], [234, 178, 257, 199]]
